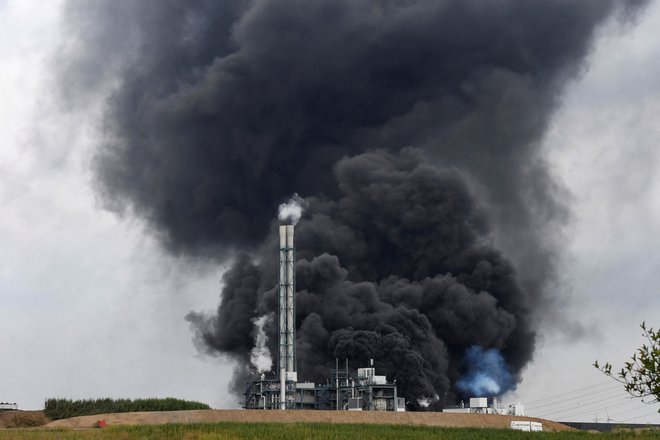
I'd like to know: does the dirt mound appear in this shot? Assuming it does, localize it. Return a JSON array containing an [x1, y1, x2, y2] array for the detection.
[[0, 410, 49, 428], [46, 409, 572, 432]]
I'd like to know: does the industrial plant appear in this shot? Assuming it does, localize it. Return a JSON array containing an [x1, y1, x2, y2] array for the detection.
[[0, 403, 18, 411], [243, 222, 405, 411], [442, 397, 524, 416]]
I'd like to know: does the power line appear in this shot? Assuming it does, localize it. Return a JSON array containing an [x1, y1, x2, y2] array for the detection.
[[622, 408, 660, 423], [543, 392, 634, 420], [604, 401, 656, 420], [548, 398, 659, 423], [525, 374, 604, 402], [525, 380, 618, 406], [526, 384, 621, 411], [536, 390, 627, 419]]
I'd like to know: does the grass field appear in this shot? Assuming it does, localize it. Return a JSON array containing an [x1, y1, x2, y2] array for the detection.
[[1, 422, 659, 440]]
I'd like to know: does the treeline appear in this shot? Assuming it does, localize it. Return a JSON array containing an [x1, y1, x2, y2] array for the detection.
[[44, 397, 210, 420]]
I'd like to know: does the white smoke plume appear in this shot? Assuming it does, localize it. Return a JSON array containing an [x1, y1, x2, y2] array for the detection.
[[277, 193, 306, 225], [249, 314, 273, 373], [456, 346, 512, 396], [461, 373, 500, 395], [416, 394, 439, 408]]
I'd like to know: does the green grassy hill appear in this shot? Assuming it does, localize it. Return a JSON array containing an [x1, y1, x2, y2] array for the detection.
[[1, 422, 658, 440]]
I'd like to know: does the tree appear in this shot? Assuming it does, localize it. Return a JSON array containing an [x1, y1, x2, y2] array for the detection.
[[594, 322, 660, 412]]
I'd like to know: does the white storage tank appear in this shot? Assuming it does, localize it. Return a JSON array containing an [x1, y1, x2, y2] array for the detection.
[[469, 397, 488, 408]]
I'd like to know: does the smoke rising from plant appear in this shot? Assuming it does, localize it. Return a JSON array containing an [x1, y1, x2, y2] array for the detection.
[[57, 0, 648, 409], [249, 315, 273, 374], [417, 394, 439, 409], [278, 194, 306, 226], [457, 346, 513, 396]]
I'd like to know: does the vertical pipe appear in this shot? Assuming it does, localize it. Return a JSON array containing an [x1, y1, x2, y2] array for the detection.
[[278, 226, 287, 378], [279, 224, 297, 410], [285, 225, 295, 374], [336, 357, 339, 410], [279, 226, 287, 410], [280, 367, 286, 410]]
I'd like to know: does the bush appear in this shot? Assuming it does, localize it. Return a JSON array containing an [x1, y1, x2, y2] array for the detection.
[[7, 413, 48, 428], [44, 397, 210, 420]]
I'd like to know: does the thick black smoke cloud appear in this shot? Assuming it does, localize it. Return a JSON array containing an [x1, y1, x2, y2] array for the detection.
[[189, 148, 532, 405], [59, 0, 647, 408]]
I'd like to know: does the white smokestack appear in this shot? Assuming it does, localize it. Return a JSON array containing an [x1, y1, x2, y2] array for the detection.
[[278, 222, 297, 409], [278, 224, 296, 376], [285, 225, 295, 373]]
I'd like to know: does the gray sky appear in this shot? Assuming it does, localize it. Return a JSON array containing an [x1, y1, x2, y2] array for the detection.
[[0, 0, 235, 409], [505, 3, 660, 423], [1, 0, 659, 423]]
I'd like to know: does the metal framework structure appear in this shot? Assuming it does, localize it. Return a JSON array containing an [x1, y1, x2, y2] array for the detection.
[[244, 361, 405, 412], [244, 222, 405, 411], [278, 224, 297, 409], [278, 224, 296, 377]]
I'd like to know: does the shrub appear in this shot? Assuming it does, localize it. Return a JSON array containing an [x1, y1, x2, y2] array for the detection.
[[7, 413, 48, 428], [44, 398, 210, 420]]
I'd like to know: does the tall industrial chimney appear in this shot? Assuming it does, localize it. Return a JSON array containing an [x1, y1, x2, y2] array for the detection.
[[278, 224, 296, 409]]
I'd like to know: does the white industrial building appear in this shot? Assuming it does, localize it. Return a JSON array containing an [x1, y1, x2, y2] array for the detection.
[[442, 397, 524, 416]]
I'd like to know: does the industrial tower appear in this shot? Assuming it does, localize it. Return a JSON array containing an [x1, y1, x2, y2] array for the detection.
[[243, 222, 403, 411], [278, 224, 297, 408]]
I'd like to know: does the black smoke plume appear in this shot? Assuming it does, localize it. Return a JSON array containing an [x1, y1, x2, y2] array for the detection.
[[59, 0, 647, 408]]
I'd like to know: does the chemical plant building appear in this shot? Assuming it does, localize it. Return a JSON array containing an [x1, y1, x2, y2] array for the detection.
[[244, 360, 405, 411], [243, 223, 405, 411], [442, 397, 525, 416]]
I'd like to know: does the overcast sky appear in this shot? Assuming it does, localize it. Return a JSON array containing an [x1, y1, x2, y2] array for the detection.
[[1, 0, 659, 424]]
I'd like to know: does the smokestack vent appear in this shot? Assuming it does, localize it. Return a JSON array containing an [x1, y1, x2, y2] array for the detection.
[[278, 224, 296, 378]]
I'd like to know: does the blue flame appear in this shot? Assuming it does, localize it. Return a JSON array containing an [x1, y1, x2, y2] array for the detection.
[[457, 346, 513, 396]]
